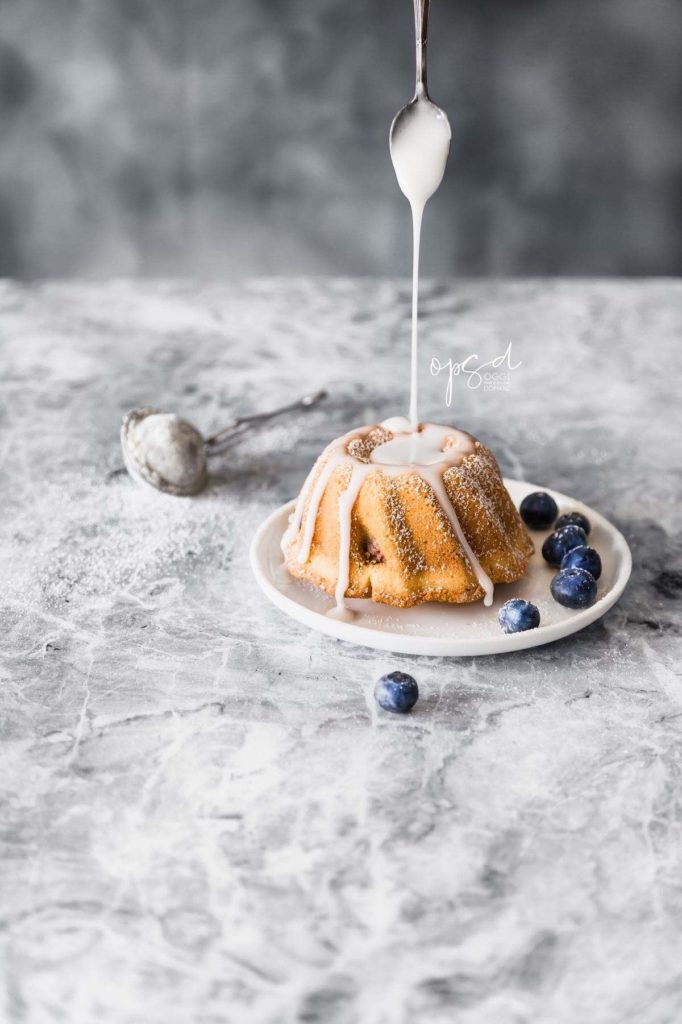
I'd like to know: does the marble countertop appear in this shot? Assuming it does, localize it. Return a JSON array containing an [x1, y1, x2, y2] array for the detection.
[[1, 279, 681, 1024]]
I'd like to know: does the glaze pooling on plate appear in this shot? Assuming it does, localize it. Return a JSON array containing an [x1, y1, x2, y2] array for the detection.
[[280, 418, 528, 618]]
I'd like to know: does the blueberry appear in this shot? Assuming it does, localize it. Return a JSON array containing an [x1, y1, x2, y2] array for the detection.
[[560, 545, 602, 580], [542, 525, 588, 567], [550, 567, 598, 609], [555, 511, 591, 535], [519, 491, 559, 529], [374, 671, 419, 714], [498, 598, 541, 634]]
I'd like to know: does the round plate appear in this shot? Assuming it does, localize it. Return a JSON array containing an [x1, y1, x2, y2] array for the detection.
[[250, 480, 632, 657]]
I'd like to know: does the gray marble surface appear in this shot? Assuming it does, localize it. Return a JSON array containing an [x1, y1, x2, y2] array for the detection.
[[1, 279, 682, 1024]]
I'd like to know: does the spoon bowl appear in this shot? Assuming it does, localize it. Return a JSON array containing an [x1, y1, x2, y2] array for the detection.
[[389, 94, 451, 206], [389, 0, 451, 208]]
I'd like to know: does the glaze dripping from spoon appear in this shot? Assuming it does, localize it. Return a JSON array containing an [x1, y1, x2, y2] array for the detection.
[[389, 0, 451, 430]]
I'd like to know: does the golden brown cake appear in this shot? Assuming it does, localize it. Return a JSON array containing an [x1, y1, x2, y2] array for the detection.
[[281, 417, 533, 614]]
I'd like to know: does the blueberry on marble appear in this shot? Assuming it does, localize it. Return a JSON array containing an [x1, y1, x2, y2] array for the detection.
[[555, 511, 591, 535], [519, 491, 559, 529], [542, 524, 588, 567], [498, 598, 541, 634], [561, 545, 602, 580], [374, 671, 419, 714], [550, 567, 598, 609]]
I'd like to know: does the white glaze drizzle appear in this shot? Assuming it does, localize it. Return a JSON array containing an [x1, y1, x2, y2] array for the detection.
[[284, 419, 494, 618], [294, 34, 455, 614], [280, 427, 362, 556], [296, 452, 347, 564], [370, 421, 473, 466], [329, 463, 373, 622], [390, 86, 451, 428]]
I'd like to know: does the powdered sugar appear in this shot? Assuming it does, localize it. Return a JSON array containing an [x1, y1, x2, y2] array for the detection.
[[5, 469, 236, 613]]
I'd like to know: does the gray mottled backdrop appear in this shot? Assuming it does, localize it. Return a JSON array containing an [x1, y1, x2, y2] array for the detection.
[[1, 0, 680, 279]]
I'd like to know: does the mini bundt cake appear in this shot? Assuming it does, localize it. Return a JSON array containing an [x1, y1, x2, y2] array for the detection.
[[281, 417, 533, 615]]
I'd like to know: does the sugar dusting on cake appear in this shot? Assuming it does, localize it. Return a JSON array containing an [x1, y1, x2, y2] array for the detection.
[[282, 419, 498, 617]]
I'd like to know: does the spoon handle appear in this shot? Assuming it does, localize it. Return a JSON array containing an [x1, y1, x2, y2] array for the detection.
[[205, 389, 328, 451], [414, 0, 430, 95]]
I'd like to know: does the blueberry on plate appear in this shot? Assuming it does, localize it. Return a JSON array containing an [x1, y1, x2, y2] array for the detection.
[[374, 671, 419, 714], [555, 511, 591, 535], [498, 598, 541, 634], [550, 567, 598, 609], [519, 491, 559, 529], [542, 524, 588, 567], [560, 544, 602, 580]]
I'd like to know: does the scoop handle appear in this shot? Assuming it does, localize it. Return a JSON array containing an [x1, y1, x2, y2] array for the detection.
[[205, 390, 327, 451]]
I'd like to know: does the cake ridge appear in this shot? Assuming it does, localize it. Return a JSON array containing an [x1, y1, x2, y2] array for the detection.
[[282, 419, 533, 618]]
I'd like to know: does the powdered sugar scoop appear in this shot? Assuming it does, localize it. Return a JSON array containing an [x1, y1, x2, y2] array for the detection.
[[121, 390, 327, 497], [121, 409, 207, 496]]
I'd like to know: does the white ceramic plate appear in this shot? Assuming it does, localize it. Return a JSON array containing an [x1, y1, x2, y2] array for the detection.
[[250, 480, 632, 657]]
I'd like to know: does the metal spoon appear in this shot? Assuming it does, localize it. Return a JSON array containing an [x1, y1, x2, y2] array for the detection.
[[120, 390, 327, 496], [389, 0, 451, 204], [389, 0, 450, 428]]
